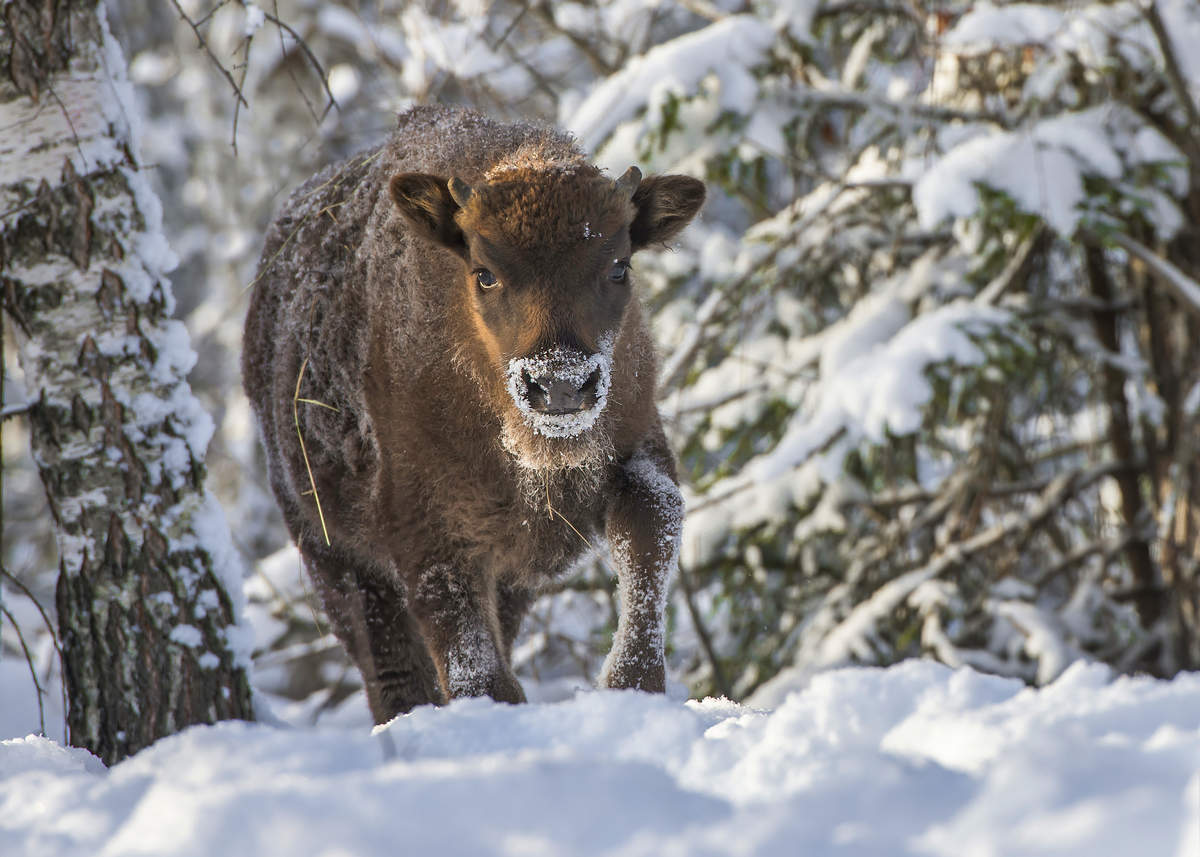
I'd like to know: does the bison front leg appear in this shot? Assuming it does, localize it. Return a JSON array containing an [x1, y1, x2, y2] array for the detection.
[[601, 446, 683, 693], [407, 563, 526, 704]]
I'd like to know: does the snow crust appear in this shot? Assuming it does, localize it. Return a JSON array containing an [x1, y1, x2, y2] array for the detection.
[[3, 660, 1197, 857]]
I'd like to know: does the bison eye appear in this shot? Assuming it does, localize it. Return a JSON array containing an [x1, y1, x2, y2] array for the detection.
[[608, 260, 631, 283], [475, 268, 500, 290]]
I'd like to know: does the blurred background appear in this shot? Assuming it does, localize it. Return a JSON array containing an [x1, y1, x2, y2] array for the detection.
[[5, 0, 1200, 732]]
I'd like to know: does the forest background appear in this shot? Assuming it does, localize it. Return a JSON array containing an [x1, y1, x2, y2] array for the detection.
[[4, 0, 1200, 739]]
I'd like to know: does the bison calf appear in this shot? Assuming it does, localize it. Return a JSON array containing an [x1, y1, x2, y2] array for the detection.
[[243, 106, 704, 720]]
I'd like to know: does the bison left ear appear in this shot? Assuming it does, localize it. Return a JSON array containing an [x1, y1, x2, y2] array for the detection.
[[389, 173, 467, 256], [629, 174, 706, 251]]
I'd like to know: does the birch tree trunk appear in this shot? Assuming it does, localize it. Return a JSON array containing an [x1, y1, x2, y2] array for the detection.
[[0, 0, 254, 764]]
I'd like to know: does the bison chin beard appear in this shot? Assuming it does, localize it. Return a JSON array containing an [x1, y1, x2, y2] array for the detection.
[[499, 409, 614, 478]]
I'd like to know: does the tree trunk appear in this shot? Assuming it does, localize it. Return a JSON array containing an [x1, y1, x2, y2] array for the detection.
[[0, 0, 254, 765]]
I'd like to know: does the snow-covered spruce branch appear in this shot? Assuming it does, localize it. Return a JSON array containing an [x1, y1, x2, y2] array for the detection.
[[811, 460, 1136, 670], [1138, 0, 1200, 162], [657, 186, 848, 397]]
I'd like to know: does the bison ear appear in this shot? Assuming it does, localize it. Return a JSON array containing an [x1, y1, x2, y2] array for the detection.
[[389, 173, 467, 256], [629, 174, 706, 251]]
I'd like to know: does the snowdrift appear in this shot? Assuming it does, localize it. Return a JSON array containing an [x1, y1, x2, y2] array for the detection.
[[3, 660, 1197, 857]]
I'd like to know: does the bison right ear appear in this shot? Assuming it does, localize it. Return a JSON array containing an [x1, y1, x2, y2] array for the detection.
[[389, 173, 467, 256], [629, 174, 706, 251]]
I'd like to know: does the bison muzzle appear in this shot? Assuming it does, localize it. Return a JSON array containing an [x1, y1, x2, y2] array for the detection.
[[243, 106, 704, 720]]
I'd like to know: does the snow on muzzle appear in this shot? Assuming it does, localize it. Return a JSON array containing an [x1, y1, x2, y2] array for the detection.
[[505, 340, 613, 438]]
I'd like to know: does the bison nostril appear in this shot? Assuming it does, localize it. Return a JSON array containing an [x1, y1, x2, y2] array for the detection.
[[579, 369, 601, 397], [522, 369, 549, 410]]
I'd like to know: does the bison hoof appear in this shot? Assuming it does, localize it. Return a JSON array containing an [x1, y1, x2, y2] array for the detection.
[[489, 671, 527, 704]]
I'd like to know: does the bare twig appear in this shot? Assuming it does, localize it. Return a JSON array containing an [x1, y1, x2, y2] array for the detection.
[[1105, 231, 1200, 321], [167, 0, 250, 111], [261, 8, 339, 121], [975, 226, 1048, 306], [0, 603, 46, 736], [531, 3, 616, 76], [0, 564, 68, 738], [675, 559, 732, 698], [786, 85, 1010, 128]]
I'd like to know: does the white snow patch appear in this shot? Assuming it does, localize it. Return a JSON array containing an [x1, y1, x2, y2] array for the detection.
[[944, 2, 1067, 52], [2, 661, 1197, 857], [913, 106, 1185, 238], [168, 624, 204, 648], [242, 3, 265, 37], [567, 15, 777, 153]]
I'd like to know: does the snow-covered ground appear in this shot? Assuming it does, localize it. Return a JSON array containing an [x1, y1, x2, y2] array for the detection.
[[3, 659, 1197, 857]]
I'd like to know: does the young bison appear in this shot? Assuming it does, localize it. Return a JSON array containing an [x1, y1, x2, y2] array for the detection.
[[243, 106, 704, 720]]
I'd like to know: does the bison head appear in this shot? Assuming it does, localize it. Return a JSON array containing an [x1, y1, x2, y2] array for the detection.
[[389, 162, 704, 470]]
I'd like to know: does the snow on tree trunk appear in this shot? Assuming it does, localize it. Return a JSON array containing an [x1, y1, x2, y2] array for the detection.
[[0, 0, 254, 764]]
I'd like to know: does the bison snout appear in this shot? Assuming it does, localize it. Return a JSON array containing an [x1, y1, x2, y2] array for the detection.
[[522, 368, 602, 415], [505, 344, 614, 438]]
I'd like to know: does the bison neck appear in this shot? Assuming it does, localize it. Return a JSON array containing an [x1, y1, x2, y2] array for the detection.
[[363, 325, 608, 584]]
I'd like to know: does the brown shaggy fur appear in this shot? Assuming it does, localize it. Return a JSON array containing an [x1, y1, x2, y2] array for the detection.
[[243, 106, 704, 719]]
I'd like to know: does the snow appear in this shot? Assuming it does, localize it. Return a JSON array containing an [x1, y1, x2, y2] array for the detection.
[[944, 2, 1067, 51], [566, 15, 777, 154], [3, 659, 1197, 857], [737, 299, 1008, 488], [913, 104, 1185, 239], [242, 4, 265, 37]]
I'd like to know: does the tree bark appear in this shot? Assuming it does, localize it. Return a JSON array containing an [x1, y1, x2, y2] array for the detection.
[[1, 0, 254, 765], [1082, 242, 1166, 642]]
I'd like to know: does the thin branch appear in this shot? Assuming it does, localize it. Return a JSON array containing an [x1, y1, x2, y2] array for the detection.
[[675, 560, 732, 698], [787, 85, 1010, 128], [974, 226, 1048, 306], [531, 3, 616, 76], [1105, 231, 1200, 321], [269, 0, 321, 127], [0, 603, 47, 736], [167, 0, 250, 110], [1, 563, 68, 730], [674, 0, 730, 22], [261, 9, 339, 121]]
